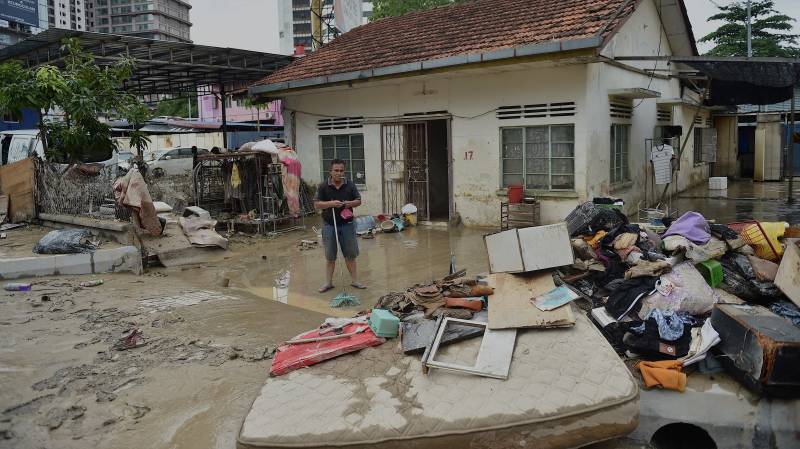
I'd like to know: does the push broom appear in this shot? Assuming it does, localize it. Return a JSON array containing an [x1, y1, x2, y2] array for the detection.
[[329, 207, 360, 308]]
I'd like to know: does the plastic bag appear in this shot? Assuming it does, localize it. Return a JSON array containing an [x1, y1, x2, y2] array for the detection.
[[637, 262, 719, 318], [33, 229, 96, 254]]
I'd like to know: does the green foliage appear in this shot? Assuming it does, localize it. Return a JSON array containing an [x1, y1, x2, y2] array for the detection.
[[370, 0, 469, 21], [700, 0, 800, 57], [154, 96, 198, 119], [0, 38, 151, 163]]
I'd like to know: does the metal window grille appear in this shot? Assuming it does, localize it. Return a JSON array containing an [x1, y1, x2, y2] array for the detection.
[[694, 128, 717, 164], [501, 125, 575, 191], [610, 124, 630, 184], [320, 134, 366, 185]]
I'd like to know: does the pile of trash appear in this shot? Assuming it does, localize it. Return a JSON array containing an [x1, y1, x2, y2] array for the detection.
[[559, 200, 800, 395], [353, 203, 418, 238]]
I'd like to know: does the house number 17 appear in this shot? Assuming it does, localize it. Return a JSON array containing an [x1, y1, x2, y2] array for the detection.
[[464, 151, 474, 160]]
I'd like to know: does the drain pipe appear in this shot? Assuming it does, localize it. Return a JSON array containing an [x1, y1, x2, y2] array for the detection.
[[789, 94, 795, 203]]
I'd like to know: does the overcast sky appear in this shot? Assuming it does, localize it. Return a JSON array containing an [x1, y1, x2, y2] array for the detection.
[[190, 0, 800, 55]]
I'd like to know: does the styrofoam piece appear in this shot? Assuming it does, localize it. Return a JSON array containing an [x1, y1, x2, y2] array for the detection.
[[709, 177, 728, 190]]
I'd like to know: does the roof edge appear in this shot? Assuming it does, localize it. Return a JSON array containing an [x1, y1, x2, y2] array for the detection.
[[249, 36, 603, 97]]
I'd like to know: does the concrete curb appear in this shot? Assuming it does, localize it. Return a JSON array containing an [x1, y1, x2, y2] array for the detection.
[[0, 246, 143, 280]]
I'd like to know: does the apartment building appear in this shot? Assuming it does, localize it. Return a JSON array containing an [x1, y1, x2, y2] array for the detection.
[[92, 0, 191, 42], [278, 0, 370, 55]]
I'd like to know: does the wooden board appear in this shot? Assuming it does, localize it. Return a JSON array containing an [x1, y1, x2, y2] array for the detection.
[[485, 229, 524, 273], [0, 159, 35, 223], [0, 194, 7, 224], [776, 242, 800, 308], [487, 272, 575, 330]]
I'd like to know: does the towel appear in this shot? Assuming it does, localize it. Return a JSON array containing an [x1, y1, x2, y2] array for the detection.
[[636, 360, 687, 392]]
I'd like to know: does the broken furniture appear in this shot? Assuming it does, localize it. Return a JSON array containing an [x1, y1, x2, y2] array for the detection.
[[500, 200, 540, 230], [484, 223, 573, 273], [487, 272, 575, 329], [711, 304, 800, 397], [421, 317, 516, 380], [775, 242, 800, 308]]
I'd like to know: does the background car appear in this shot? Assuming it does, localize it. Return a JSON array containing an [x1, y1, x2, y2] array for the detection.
[[147, 146, 208, 176]]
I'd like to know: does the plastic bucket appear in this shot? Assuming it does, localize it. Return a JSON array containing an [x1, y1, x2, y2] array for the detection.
[[403, 213, 417, 226], [508, 185, 524, 203]]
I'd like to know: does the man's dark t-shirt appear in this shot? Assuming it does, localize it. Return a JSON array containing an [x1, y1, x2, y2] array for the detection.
[[315, 178, 361, 226]]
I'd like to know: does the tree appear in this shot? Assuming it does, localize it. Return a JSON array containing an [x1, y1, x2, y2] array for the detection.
[[0, 38, 151, 163], [700, 0, 800, 57], [370, 0, 469, 21], [155, 96, 198, 119]]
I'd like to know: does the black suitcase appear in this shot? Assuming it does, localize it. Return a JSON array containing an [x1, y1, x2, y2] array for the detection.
[[711, 304, 800, 397]]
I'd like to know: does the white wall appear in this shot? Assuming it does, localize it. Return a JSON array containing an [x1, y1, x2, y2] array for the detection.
[[284, 63, 590, 227], [592, 0, 708, 215]]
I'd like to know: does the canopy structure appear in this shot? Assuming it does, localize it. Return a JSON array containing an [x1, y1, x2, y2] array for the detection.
[[615, 55, 800, 202], [0, 28, 294, 145]]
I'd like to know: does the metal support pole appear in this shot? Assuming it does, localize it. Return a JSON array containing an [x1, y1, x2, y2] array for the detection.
[[219, 81, 228, 149], [789, 94, 796, 203], [747, 0, 753, 57]]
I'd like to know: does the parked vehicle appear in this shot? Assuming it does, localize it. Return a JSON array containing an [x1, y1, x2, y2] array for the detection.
[[1, 129, 125, 171], [0, 130, 44, 165], [147, 146, 209, 176]]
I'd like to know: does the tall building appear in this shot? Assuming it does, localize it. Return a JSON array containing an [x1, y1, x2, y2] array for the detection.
[[47, 0, 87, 31], [0, 0, 49, 49], [91, 0, 191, 42], [278, 0, 369, 55]]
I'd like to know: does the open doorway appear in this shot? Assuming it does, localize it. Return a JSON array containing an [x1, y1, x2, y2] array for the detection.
[[427, 120, 449, 221], [381, 118, 451, 222], [738, 126, 755, 178]]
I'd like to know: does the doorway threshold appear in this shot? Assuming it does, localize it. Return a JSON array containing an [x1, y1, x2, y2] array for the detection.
[[418, 220, 450, 228]]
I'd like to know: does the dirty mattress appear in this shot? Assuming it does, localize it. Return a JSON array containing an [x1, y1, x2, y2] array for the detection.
[[237, 307, 639, 449]]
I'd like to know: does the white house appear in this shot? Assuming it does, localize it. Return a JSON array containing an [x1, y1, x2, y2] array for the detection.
[[250, 0, 714, 227]]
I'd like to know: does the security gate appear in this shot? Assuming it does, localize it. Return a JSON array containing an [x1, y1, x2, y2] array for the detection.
[[381, 122, 429, 220]]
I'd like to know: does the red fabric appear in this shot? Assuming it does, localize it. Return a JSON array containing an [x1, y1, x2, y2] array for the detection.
[[270, 324, 385, 376]]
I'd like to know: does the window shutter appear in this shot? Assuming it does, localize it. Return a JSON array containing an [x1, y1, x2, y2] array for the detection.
[[317, 117, 364, 130], [496, 102, 576, 120]]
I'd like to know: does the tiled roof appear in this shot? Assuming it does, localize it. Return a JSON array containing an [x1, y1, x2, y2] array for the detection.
[[256, 0, 636, 87]]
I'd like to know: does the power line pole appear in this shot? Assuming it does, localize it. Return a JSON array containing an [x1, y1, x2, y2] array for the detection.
[[746, 0, 753, 57]]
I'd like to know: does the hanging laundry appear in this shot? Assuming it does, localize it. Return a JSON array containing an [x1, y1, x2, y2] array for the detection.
[[245, 139, 304, 217], [650, 144, 674, 185]]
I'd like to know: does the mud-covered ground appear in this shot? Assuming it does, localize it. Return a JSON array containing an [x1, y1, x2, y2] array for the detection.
[[28, 178, 800, 449]]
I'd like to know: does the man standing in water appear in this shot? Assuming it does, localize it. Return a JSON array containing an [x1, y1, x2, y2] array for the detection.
[[314, 159, 366, 293]]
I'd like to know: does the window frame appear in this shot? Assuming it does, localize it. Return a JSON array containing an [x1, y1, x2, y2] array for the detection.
[[610, 123, 631, 185], [320, 133, 366, 187], [500, 124, 576, 191]]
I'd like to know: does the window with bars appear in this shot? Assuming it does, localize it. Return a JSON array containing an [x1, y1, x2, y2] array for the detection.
[[320, 134, 366, 185], [501, 125, 575, 191], [610, 124, 630, 185]]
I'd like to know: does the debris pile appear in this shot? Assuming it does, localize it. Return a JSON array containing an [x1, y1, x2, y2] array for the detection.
[[558, 201, 800, 395]]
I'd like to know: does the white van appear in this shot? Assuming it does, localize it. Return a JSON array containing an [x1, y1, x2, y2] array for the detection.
[[0, 129, 44, 165], [0, 129, 122, 169]]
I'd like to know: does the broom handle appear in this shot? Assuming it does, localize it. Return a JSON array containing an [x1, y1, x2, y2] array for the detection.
[[332, 206, 340, 257]]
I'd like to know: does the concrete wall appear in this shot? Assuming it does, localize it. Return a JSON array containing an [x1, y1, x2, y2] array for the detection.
[[594, 0, 709, 214]]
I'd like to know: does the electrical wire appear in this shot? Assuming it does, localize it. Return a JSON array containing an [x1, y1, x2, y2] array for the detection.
[[633, 0, 664, 109]]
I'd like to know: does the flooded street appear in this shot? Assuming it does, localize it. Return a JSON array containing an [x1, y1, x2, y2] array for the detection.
[[2, 180, 798, 448]]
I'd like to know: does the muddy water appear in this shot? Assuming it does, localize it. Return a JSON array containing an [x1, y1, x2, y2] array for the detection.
[[673, 180, 800, 224], [185, 225, 492, 317]]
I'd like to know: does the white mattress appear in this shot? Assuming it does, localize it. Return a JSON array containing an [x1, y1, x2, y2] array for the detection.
[[238, 306, 639, 449]]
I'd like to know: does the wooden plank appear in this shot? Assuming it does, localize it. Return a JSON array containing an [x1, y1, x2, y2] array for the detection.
[[484, 229, 524, 273], [775, 242, 800, 308], [487, 272, 575, 330], [0, 194, 7, 224], [517, 223, 573, 271], [0, 159, 35, 223]]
